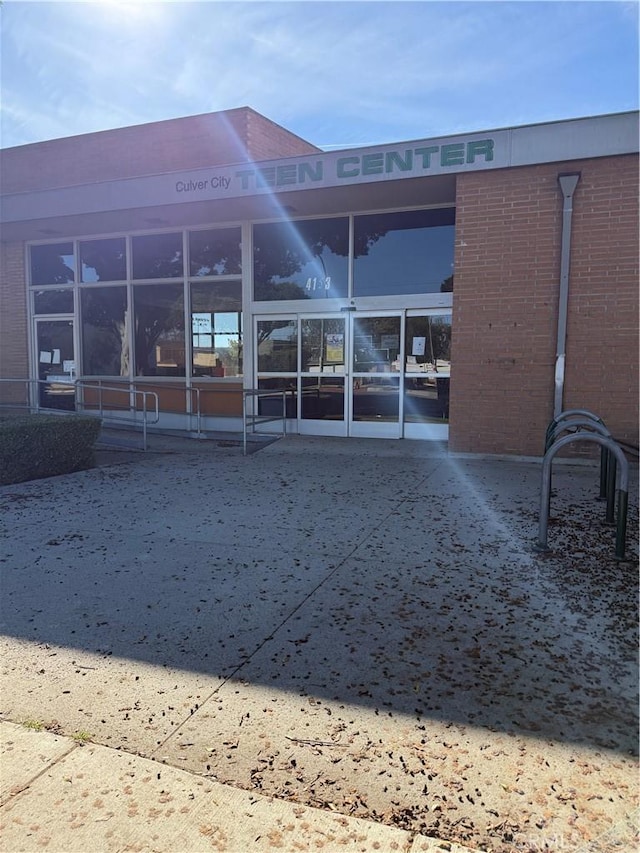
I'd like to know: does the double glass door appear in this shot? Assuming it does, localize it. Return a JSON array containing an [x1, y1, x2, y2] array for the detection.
[[256, 311, 451, 439]]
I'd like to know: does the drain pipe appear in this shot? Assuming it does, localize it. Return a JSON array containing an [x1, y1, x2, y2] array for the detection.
[[554, 172, 581, 418]]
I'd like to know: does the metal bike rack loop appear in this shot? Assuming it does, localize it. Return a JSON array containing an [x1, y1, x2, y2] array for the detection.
[[545, 409, 610, 500], [546, 417, 615, 517], [535, 432, 629, 561]]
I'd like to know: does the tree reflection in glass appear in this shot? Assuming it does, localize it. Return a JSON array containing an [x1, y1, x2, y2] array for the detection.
[[30, 243, 75, 285], [253, 218, 349, 301], [81, 287, 129, 376], [132, 233, 183, 279], [133, 284, 185, 376], [256, 319, 298, 372], [353, 208, 455, 297], [189, 228, 241, 276], [80, 238, 127, 282]]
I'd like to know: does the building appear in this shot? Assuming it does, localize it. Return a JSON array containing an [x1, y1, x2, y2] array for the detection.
[[1, 107, 638, 456]]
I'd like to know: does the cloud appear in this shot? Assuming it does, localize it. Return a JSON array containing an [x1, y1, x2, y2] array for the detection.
[[1, 0, 637, 149]]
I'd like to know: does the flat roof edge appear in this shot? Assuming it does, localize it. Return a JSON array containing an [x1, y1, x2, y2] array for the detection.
[[1, 111, 637, 227]]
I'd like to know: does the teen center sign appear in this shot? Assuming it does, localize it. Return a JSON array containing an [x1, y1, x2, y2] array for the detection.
[[1, 131, 507, 225], [172, 133, 505, 201]]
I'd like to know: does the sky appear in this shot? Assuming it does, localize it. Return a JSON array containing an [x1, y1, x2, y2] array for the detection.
[[0, 0, 638, 151]]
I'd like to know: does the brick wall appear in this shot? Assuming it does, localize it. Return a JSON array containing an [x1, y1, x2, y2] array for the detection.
[[0, 242, 29, 403], [450, 154, 639, 457], [1, 108, 320, 194]]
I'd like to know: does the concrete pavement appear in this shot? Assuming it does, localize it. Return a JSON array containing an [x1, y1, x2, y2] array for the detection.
[[2, 720, 472, 852], [1, 434, 638, 852]]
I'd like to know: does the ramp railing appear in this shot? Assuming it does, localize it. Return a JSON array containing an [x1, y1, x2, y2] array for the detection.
[[0, 378, 159, 451], [242, 389, 291, 456]]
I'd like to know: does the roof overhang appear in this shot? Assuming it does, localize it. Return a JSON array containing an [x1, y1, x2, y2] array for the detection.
[[1, 111, 637, 242]]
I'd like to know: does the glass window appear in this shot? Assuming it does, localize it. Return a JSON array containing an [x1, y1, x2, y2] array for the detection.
[[81, 287, 129, 376], [352, 376, 400, 422], [405, 315, 451, 374], [353, 208, 455, 297], [132, 233, 183, 279], [189, 228, 241, 276], [34, 289, 74, 314], [80, 237, 127, 282], [191, 281, 242, 377], [257, 378, 297, 418], [253, 218, 349, 301], [352, 316, 401, 373], [256, 319, 298, 372], [301, 377, 344, 420], [301, 318, 345, 374], [30, 243, 75, 285], [133, 283, 185, 376]]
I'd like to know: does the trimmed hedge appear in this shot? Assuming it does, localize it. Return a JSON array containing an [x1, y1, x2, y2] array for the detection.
[[0, 415, 102, 485]]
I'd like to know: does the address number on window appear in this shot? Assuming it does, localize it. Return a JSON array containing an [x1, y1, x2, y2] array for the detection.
[[305, 277, 331, 292]]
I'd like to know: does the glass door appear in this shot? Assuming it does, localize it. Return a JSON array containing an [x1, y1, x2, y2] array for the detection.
[[403, 312, 451, 440], [35, 319, 76, 410], [299, 316, 347, 436], [255, 316, 298, 421], [349, 313, 402, 438]]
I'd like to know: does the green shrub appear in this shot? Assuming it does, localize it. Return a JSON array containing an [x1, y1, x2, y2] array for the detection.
[[0, 415, 102, 485]]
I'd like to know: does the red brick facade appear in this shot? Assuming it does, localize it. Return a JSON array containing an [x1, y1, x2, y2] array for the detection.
[[0, 108, 319, 194], [450, 155, 639, 456], [0, 242, 29, 399]]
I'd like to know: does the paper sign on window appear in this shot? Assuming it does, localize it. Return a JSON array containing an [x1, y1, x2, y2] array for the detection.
[[325, 333, 344, 363], [412, 337, 426, 356], [192, 313, 212, 334]]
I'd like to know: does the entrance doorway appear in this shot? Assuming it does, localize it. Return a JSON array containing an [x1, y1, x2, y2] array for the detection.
[[255, 311, 450, 439], [35, 319, 76, 410]]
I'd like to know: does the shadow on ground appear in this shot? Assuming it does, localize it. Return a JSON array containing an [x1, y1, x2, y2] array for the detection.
[[2, 437, 637, 753]]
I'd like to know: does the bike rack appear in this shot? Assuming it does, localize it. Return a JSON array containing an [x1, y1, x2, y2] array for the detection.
[[546, 417, 616, 521], [535, 432, 630, 561], [545, 409, 609, 500]]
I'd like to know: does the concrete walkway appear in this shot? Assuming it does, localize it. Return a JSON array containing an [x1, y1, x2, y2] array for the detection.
[[2, 719, 469, 852], [1, 435, 638, 852]]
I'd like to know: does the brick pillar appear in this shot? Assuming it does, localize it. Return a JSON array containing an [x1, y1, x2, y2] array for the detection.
[[0, 241, 29, 405]]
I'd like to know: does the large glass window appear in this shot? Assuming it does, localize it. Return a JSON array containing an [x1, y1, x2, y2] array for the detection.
[[191, 282, 242, 377], [132, 233, 183, 279], [81, 287, 129, 376], [30, 243, 75, 285], [80, 237, 127, 282], [253, 218, 349, 301], [353, 208, 455, 297], [189, 228, 241, 276], [133, 284, 185, 376], [34, 289, 74, 314]]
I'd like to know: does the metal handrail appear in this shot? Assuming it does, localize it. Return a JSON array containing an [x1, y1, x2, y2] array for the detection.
[[76, 381, 159, 451], [242, 389, 290, 456], [0, 378, 159, 451]]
